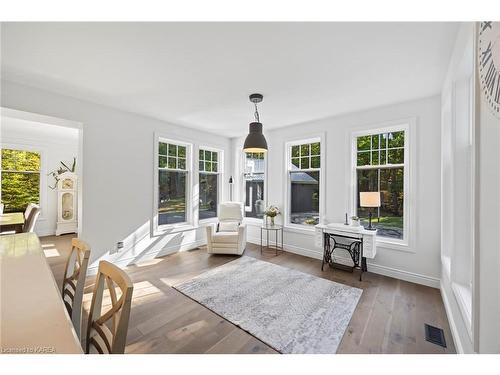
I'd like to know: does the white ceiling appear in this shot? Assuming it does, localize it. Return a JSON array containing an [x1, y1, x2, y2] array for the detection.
[[1, 22, 458, 137]]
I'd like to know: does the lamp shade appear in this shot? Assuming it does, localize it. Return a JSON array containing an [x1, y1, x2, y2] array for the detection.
[[359, 192, 381, 207], [243, 122, 268, 152]]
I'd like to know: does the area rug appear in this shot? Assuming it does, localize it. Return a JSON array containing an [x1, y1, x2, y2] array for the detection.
[[174, 256, 362, 354]]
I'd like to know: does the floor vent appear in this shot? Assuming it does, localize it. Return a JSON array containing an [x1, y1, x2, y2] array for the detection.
[[424, 324, 447, 348]]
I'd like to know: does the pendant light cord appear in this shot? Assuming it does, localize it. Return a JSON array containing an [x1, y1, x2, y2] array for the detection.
[[254, 102, 260, 123]]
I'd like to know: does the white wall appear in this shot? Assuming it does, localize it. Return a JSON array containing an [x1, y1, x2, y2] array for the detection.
[[233, 95, 442, 288], [439, 23, 476, 354], [1, 117, 79, 236], [477, 63, 500, 354], [0, 80, 232, 272]]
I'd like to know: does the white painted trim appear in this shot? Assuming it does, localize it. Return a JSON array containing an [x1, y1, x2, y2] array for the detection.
[[283, 133, 326, 230], [241, 149, 268, 219], [247, 237, 440, 288], [0, 141, 48, 220], [1, 107, 83, 130], [347, 118, 416, 250], [440, 280, 465, 354], [153, 134, 194, 233], [1, 107, 84, 237], [199, 145, 224, 222]]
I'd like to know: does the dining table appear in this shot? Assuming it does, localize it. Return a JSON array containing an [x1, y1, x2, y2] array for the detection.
[[0, 212, 25, 233], [0, 232, 83, 354]]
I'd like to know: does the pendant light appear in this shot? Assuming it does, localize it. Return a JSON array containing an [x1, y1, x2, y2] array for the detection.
[[243, 93, 268, 152]]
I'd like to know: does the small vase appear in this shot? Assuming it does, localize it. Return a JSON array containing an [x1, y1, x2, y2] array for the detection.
[[270, 216, 275, 226]]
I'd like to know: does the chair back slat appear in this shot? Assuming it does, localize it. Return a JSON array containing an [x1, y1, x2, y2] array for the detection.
[[62, 238, 90, 341], [23, 205, 41, 233], [86, 261, 133, 354]]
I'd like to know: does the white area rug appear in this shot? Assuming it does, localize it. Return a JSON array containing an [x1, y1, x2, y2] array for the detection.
[[174, 256, 362, 353]]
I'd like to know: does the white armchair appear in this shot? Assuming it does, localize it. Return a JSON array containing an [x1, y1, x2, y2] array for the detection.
[[206, 202, 246, 255]]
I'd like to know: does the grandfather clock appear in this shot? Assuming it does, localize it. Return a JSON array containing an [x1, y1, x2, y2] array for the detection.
[[55, 172, 78, 236]]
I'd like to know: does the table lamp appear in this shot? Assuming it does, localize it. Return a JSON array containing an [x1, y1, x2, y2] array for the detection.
[[359, 191, 381, 230]]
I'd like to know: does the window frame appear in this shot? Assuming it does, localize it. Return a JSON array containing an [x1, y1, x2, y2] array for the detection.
[[198, 146, 223, 223], [241, 151, 267, 222], [350, 121, 413, 249], [0, 143, 46, 220], [154, 135, 193, 232], [284, 134, 325, 233]]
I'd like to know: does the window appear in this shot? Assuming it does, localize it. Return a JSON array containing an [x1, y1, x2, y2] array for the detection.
[[199, 149, 219, 220], [158, 141, 189, 226], [287, 140, 321, 226], [1, 148, 41, 213], [243, 152, 265, 218], [355, 129, 406, 240]]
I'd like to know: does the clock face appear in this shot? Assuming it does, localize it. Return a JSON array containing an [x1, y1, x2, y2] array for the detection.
[[479, 22, 500, 117]]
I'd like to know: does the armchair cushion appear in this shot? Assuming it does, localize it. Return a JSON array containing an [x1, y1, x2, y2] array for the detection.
[[212, 231, 239, 243], [218, 221, 239, 232], [218, 202, 243, 221]]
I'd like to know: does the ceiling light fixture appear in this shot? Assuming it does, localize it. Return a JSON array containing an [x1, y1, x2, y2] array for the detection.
[[243, 93, 268, 153]]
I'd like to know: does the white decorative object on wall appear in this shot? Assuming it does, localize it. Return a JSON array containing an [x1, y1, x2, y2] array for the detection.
[[56, 171, 78, 236]]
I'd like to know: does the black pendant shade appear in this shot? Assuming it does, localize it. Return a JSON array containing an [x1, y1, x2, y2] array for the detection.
[[243, 93, 268, 153], [243, 122, 268, 152]]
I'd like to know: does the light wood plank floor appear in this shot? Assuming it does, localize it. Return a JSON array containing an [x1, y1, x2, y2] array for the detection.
[[41, 234, 455, 354]]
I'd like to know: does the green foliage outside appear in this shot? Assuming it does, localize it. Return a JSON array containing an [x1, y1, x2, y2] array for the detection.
[[291, 142, 321, 170], [357, 131, 404, 166], [1, 149, 41, 213]]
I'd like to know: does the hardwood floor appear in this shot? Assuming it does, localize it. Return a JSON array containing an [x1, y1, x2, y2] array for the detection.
[[41, 234, 456, 354]]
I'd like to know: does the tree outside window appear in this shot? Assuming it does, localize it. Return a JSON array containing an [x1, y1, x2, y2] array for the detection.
[[1, 148, 41, 213], [356, 131, 405, 239], [158, 142, 188, 225]]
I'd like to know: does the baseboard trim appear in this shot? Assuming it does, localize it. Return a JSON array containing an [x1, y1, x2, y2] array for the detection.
[[248, 237, 440, 288], [37, 229, 57, 237], [440, 279, 465, 354], [87, 239, 205, 275]]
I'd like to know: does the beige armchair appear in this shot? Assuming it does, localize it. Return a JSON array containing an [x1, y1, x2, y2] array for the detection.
[[206, 202, 246, 255]]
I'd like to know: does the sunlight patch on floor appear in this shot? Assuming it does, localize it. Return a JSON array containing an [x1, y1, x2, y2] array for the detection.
[[83, 280, 163, 306], [43, 248, 61, 257], [134, 258, 164, 267]]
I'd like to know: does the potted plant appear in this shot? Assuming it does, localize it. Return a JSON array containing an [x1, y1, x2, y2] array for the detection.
[[264, 205, 281, 226]]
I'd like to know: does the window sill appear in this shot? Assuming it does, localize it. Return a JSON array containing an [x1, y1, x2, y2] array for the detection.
[[199, 217, 218, 224]]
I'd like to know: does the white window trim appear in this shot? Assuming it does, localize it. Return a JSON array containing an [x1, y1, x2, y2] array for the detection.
[[283, 134, 326, 233], [153, 134, 194, 233], [198, 146, 224, 224], [241, 150, 267, 225], [348, 119, 415, 250], [0, 142, 48, 222]]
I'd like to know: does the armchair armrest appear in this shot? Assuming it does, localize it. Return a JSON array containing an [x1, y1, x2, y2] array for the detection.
[[238, 223, 247, 253]]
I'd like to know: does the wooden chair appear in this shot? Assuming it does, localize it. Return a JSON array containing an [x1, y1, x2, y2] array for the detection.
[[86, 261, 134, 354], [24, 202, 37, 220], [62, 238, 91, 341], [23, 205, 40, 233]]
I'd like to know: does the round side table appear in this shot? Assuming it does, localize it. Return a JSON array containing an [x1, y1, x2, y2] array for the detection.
[[260, 224, 283, 255]]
